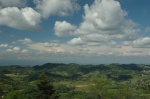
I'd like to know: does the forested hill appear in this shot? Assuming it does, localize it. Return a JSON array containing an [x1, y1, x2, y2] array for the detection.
[[33, 63, 144, 71], [0, 63, 150, 99]]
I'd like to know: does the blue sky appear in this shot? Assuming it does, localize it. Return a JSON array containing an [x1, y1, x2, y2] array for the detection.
[[0, 0, 150, 65]]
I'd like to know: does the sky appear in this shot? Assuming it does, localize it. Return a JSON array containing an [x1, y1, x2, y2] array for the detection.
[[0, 0, 150, 65]]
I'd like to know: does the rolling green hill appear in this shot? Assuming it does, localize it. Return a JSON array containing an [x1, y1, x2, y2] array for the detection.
[[0, 63, 150, 99]]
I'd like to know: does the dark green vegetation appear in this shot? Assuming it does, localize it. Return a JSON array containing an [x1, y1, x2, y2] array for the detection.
[[0, 63, 150, 99]]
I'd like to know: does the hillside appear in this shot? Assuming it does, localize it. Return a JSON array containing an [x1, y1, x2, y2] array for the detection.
[[0, 63, 150, 99]]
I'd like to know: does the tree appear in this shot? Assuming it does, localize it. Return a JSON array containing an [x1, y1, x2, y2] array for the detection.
[[37, 73, 58, 99], [4, 91, 26, 99], [89, 78, 138, 99], [90, 78, 113, 99], [0, 88, 4, 98]]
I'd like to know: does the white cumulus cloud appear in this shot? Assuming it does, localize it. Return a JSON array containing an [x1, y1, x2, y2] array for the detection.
[[21, 49, 28, 53], [133, 37, 150, 48], [6, 46, 29, 53], [82, 0, 125, 31], [6, 46, 22, 52], [0, 44, 8, 47], [6, 49, 13, 52], [0, 7, 41, 30], [34, 0, 80, 18], [58, 0, 139, 48], [68, 37, 84, 45], [17, 38, 33, 44], [13, 46, 20, 52], [78, 0, 138, 40], [54, 21, 77, 37]]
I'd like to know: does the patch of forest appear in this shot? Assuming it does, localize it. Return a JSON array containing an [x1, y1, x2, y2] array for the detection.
[[0, 63, 150, 99]]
